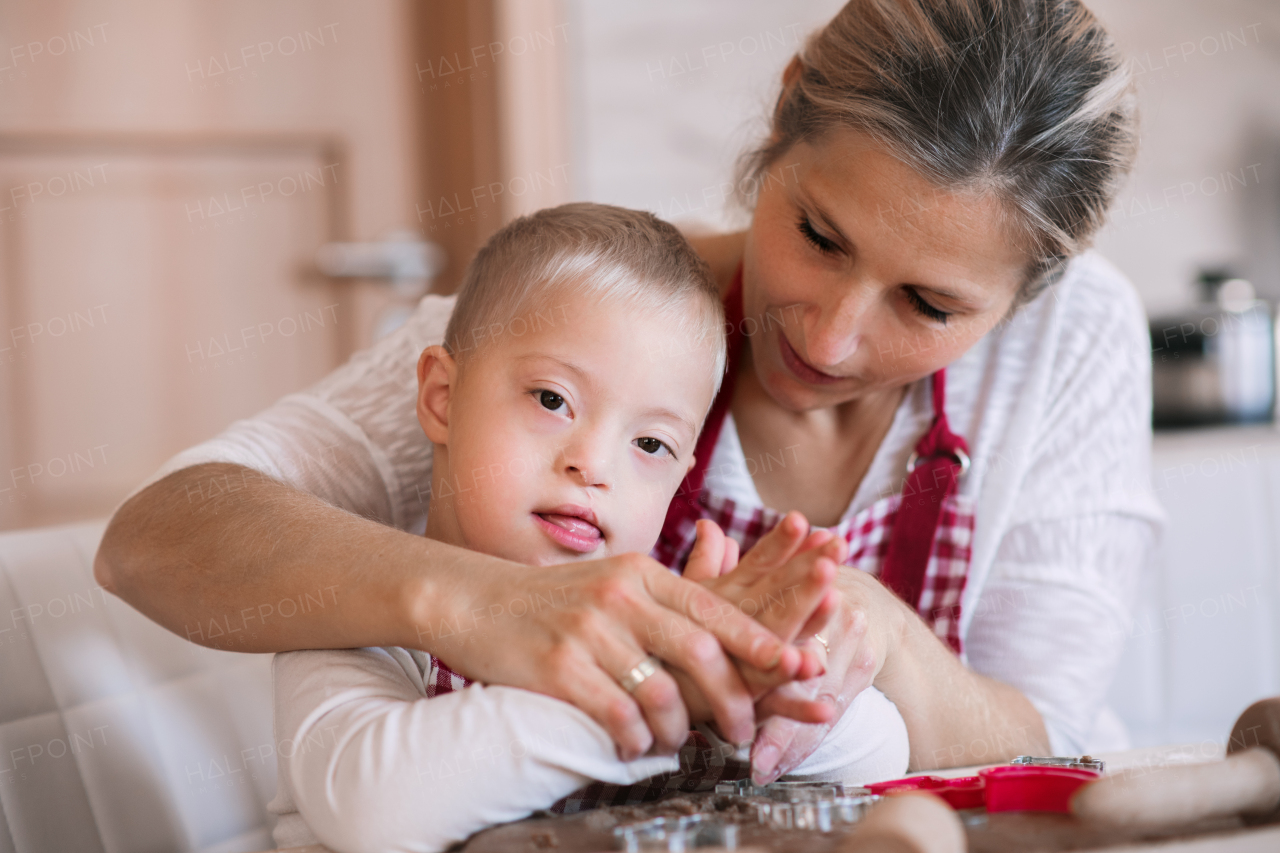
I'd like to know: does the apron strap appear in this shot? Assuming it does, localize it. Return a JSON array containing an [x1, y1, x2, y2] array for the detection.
[[879, 369, 969, 612]]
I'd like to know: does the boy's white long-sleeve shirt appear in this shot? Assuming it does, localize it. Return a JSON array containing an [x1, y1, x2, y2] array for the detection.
[[268, 646, 909, 853]]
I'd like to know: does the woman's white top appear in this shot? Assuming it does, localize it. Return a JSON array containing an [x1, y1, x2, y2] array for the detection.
[[135, 249, 1162, 848]]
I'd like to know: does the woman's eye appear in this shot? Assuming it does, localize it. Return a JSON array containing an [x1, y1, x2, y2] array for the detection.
[[905, 288, 952, 325], [537, 390, 565, 411], [634, 437, 672, 457], [797, 216, 839, 255]]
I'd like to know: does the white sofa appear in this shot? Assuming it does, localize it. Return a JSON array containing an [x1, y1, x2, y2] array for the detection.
[[0, 521, 276, 853]]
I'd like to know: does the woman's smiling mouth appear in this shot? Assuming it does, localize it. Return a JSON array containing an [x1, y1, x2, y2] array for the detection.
[[778, 331, 846, 385], [533, 505, 604, 553]]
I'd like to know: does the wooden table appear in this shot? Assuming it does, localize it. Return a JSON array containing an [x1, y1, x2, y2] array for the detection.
[[253, 744, 1280, 852]]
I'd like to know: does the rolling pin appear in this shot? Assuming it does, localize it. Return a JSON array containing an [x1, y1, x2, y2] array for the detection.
[[844, 791, 966, 853], [1071, 697, 1280, 830]]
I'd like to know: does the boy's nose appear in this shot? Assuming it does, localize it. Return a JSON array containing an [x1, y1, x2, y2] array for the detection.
[[565, 462, 607, 488], [559, 433, 612, 489]]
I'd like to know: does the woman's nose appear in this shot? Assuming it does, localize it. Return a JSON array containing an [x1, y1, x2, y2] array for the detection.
[[804, 282, 873, 367]]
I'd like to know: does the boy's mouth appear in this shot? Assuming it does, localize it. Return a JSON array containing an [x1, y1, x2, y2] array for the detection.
[[533, 505, 603, 553]]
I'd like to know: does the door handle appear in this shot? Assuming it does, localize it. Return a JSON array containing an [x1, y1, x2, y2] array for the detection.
[[316, 231, 447, 338], [316, 232, 446, 299]]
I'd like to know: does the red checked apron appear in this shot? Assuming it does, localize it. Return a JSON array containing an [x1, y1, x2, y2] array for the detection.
[[427, 266, 976, 812], [654, 266, 976, 652]]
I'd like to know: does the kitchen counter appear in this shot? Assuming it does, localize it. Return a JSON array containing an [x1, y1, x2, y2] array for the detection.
[[1152, 421, 1280, 456], [1108, 422, 1280, 750]]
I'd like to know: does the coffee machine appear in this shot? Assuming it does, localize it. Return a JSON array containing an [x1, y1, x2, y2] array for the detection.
[[1149, 270, 1276, 428]]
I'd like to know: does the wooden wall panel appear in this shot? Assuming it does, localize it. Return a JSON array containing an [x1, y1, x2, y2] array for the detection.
[[410, 0, 573, 293], [0, 141, 342, 529]]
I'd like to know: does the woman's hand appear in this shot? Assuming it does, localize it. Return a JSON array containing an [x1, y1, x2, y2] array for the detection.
[[749, 567, 907, 783], [406, 550, 811, 761]]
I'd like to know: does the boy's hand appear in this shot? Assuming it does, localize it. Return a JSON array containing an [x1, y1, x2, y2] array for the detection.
[[689, 514, 843, 650], [681, 521, 739, 580], [671, 513, 844, 727]]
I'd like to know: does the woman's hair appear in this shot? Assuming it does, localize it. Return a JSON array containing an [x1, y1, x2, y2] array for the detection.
[[444, 202, 727, 392], [740, 0, 1136, 300]]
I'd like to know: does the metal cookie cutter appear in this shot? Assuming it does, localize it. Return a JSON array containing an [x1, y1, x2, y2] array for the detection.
[[1011, 754, 1106, 773], [714, 780, 860, 799], [613, 814, 737, 852], [753, 794, 880, 833], [714, 780, 879, 833]]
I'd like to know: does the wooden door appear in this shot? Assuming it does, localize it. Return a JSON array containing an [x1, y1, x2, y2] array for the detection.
[[0, 2, 420, 530]]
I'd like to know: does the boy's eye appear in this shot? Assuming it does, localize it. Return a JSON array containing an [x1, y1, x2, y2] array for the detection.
[[538, 390, 565, 411], [634, 437, 672, 457]]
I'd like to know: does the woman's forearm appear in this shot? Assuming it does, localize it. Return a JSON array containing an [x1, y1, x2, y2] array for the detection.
[[95, 462, 470, 653], [874, 601, 1051, 771], [96, 464, 806, 755]]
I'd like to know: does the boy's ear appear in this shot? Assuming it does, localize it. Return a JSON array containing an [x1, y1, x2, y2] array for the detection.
[[417, 345, 457, 445]]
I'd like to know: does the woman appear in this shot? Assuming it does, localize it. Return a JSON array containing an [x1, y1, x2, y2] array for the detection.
[[97, 0, 1161, 784]]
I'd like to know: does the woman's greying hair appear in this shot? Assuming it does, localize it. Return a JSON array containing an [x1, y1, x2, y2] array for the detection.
[[740, 0, 1136, 299], [444, 202, 726, 391]]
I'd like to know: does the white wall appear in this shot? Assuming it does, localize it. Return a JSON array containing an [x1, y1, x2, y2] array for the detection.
[[1089, 0, 1280, 314], [565, 0, 843, 232], [566, 0, 1280, 313]]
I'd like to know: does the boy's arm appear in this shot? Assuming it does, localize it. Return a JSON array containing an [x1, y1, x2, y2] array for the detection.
[[768, 684, 909, 784], [277, 648, 679, 853], [694, 682, 910, 786]]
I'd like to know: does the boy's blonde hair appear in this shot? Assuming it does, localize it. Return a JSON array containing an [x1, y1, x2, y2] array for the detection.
[[444, 202, 727, 394]]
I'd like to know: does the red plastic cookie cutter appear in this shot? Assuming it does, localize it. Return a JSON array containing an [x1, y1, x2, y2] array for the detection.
[[866, 764, 1101, 814], [865, 775, 985, 810], [978, 765, 1099, 813]]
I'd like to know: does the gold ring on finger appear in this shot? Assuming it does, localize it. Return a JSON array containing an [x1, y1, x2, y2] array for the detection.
[[619, 655, 662, 693]]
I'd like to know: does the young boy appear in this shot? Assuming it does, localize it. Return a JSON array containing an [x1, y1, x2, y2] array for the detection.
[[268, 204, 909, 853]]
